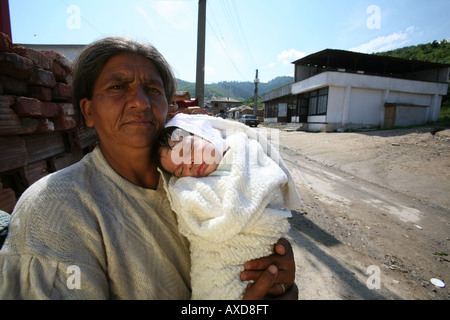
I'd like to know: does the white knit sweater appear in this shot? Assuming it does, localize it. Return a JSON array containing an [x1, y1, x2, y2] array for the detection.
[[162, 116, 302, 300], [0, 147, 191, 299]]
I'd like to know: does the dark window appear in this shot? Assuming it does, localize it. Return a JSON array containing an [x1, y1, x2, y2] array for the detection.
[[308, 87, 328, 116]]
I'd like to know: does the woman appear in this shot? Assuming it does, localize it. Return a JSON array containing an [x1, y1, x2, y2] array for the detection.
[[0, 37, 297, 299]]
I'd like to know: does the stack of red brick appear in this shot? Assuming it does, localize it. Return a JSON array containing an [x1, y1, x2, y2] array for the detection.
[[0, 32, 98, 213]]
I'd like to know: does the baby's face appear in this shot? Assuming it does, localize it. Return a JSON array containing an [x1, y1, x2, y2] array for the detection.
[[160, 135, 221, 178]]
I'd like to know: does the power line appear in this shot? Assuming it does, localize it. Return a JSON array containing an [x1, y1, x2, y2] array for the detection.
[[206, 17, 246, 81], [219, 0, 246, 63], [230, 0, 255, 67], [219, 0, 255, 70], [206, 1, 247, 81]]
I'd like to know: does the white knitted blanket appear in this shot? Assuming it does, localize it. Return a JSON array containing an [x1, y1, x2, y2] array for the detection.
[[162, 116, 302, 300]]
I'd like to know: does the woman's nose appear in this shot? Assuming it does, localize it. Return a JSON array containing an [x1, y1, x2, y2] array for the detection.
[[128, 86, 151, 110]]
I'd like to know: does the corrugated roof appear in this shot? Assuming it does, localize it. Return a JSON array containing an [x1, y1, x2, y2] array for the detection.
[[292, 49, 450, 75]]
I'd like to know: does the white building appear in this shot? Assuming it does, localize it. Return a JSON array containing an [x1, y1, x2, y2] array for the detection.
[[262, 49, 449, 131]]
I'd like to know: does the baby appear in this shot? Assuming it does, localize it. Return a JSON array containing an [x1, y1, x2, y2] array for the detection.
[[154, 113, 301, 300], [155, 126, 225, 178]]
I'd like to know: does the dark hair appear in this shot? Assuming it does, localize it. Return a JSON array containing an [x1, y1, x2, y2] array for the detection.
[[72, 37, 176, 120], [152, 126, 192, 175]]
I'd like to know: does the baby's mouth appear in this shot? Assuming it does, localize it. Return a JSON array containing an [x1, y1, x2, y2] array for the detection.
[[196, 163, 207, 177]]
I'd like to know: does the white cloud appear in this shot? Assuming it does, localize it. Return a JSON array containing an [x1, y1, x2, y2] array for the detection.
[[350, 26, 415, 53], [405, 26, 415, 34], [268, 62, 276, 68], [278, 49, 307, 65]]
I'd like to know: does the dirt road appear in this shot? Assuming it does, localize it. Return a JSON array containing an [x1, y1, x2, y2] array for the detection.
[[263, 125, 450, 300]]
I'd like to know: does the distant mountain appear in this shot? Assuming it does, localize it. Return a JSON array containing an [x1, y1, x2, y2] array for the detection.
[[176, 76, 294, 102]]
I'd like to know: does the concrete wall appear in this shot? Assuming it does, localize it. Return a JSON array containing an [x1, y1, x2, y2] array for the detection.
[[291, 71, 448, 131], [395, 105, 428, 127], [347, 88, 384, 128]]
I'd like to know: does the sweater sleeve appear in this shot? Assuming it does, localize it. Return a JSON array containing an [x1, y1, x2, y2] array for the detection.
[[0, 255, 108, 299], [0, 173, 109, 299]]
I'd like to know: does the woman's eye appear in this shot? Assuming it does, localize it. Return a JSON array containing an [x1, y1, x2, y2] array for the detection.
[[147, 87, 162, 94]]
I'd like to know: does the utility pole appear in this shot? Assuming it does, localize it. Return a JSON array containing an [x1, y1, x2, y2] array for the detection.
[[195, 0, 206, 109], [0, 0, 12, 41], [253, 69, 259, 116]]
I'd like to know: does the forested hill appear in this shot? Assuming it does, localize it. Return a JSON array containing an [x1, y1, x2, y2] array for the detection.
[[375, 39, 450, 64], [176, 76, 293, 102]]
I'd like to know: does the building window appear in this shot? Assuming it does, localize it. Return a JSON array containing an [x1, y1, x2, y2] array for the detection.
[[308, 87, 328, 115], [265, 102, 278, 118]]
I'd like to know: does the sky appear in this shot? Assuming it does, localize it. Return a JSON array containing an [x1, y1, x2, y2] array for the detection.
[[8, 0, 450, 84]]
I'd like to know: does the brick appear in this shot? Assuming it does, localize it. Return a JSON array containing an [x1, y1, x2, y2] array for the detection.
[[52, 82, 72, 101], [41, 102, 59, 117], [13, 97, 43, 117], [0, 52, 34, 79], [18, 117, 38, 134], [0, 32, 12, 52], [21, 160, 49, 185], [24, 132, 66, 163], [53, 115, 76, 131], [19, 117, 55, 135], [41, 50, 73, 73], [0, 136, 29, 172], [10, 43, 27, 57], [0, 101, 20, 135], [29, 85, 52, 101], [59, 103, 76, 116], [0, 75, 28, 95], [23, 48, 52, 70], [27, 67, 56, 88], [37, 118, 55, 133], [0, 188, 16, 213], [50, 60, 67, 83]]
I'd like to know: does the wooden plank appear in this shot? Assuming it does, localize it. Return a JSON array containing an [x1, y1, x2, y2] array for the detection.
[[74, 126, 98, 149], [0, 95, 20, 135], [384, 105, 396, 128], [48, 148, 83, 172], [21, 160, 48, 185], [23, 132, 66, 163], [0, 136, 28, 173]]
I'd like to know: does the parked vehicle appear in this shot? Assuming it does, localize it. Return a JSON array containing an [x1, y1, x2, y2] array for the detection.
[[239, 114, 259, 127]]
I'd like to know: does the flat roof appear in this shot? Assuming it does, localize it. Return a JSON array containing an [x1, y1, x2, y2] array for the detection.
[[292, 49, 450, 75]]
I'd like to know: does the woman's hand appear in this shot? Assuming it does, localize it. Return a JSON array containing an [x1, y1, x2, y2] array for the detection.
[[241, 238, 298, 300]]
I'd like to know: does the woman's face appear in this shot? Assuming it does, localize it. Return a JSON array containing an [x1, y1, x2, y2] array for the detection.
[[80, 53, 168, 153]]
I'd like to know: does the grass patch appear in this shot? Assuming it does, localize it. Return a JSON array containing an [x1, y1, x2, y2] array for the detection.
[[437, 100, 450, 127]]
